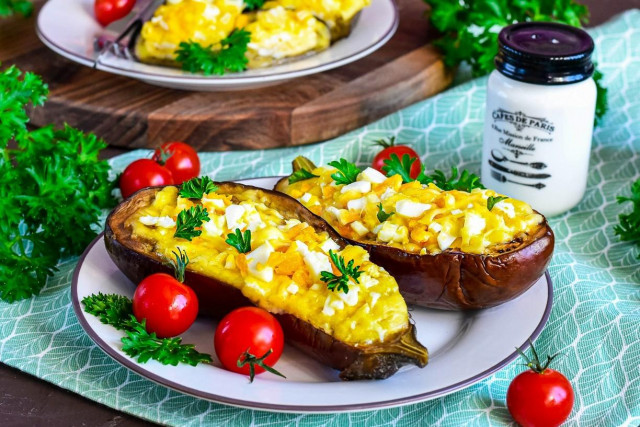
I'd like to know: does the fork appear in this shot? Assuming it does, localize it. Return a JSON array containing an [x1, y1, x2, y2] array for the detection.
[[93, 0, 163, 66], [490, 170, 546, 189]]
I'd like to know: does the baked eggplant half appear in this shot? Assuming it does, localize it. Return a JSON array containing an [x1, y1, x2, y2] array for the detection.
[[275, 157, 554, 310], [105, 182, 428, 380]]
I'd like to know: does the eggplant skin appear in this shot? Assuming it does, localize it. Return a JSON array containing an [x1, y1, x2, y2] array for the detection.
[[104, 184, 428, 380], [275, 175, 554, 310]]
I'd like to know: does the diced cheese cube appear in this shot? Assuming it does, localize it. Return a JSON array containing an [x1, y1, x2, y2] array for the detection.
[[380, 187, 396, 201], [320, 239, 340, 253], [301, 193, 313, 203], [303, 250, 332, 282], [246, 242, 275, 282], [286, 283, 299, 295], [396, 200, 431, 218], [202, 197, 225, 209], [347, 197, 367, 211], [322, 297, 335, 316], [337, 285, 359, 306], [369, 292, 381, 308], [330, 299, 345, 310], [360, 273, 379, 289], [325, 206, 342, 220], [494, 201, 516, 218], [464, 212, 486, 237], [350, 221, 369, 237], [341, 181, 371, 194], [377, 222, 408, 243], [372, 224, 383, 234], [203, 216, 225, 237], [139, 216, 176, 228], [451, 209, 463, 215], [225, 205, 245, 230], [359, 167, 387, 184], [366, 193, 381, 204], [429, 222, 443, 233], [437, 232, 456, 251]]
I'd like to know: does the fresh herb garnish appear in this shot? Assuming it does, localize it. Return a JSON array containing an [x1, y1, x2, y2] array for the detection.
[[382, 153, 417, 184], [423, 0, 607, 124], [237, 348, 286, 383], [168, 247, 189, 282], [328, 158, 361, 185], [179, 176, 218, 199], [176, 29, 251, 76], [226, 228, 252, 253], [320, 250, 362, 294], [243, 0, 265, 11], [614, 178, 640, 259], [122, 317, 212, 366], [0, 0, 33, 17], [487, 196, 508, 211], [0, 65, 116, 303], [81, 292, 134, 331], [288, 168, 318, 184], [82, 294, 212, 366], [377, 203, 394, 222], [422, 167, 485, 192], [174, 205, 210, 241]]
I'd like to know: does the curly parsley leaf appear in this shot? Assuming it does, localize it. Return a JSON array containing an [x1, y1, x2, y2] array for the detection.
[[226, 228, 251, 254], [422, 167, 485, 192], [487, 196, 508, 211], [382, 153, 417, 184], [243, 0, 265, 11], [179, 176, 218, 199], [288, 168, 318, 184], [174, 205, 210, 241], [0, 0, 33, 17], [320, 250, 362, 294], [82, 293, 135, 331], [614, 178, 640, 259], [377, 203, 394, 222], [423, 0, 607, 123], [176, 29, 250, 76], [328, 158, 361, 185]]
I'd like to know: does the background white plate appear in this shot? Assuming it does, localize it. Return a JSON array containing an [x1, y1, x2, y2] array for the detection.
[[72, 177, 552, 413], [37, 0, 399, 91]]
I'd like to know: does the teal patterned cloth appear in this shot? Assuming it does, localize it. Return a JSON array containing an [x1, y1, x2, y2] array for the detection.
[[1, 11, 639, 426]]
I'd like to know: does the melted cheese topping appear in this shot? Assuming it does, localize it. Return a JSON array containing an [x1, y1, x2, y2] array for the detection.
[[127, 186, 409, 346], [283, 166, 545, 255]]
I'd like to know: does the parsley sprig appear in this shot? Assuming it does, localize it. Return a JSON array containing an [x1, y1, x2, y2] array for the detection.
[[0, 0, 33, 17], [176, 29, 251, 76], [243, 0, 265, 11], [237, 349, 286, 383], [423, 0, 607, 124], [288, 168, 318, 184], [377, 203, 394, 222], [82, 293, 212, 366], [382, 153, 484, 192], [328, 158, 361, 185], [487, 196, 508, 211], [320, 250, 362, 294], [226, 228, 252, 253], [179, 176, 218, 199], [0, 65, 116, 303], [614, 178, 640, 259], [174, 205, 210, 241]]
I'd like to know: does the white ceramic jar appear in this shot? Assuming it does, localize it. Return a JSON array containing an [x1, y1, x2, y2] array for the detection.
[[482, 22, 597, 217]]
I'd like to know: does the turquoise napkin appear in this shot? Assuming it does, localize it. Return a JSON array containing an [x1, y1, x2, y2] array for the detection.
[[1, 10, 639, 426]]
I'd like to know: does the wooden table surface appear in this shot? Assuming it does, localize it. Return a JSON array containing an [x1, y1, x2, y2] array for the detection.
[[1, 1, 638, 426]]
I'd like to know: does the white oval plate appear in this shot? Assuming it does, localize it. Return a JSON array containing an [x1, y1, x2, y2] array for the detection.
[[72, 177, 552, 413], [37, 0, 399, 91]]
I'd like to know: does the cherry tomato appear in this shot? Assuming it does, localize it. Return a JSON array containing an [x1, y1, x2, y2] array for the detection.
[[371, 137, 422, 180], [507, 346, 574, 427], [152, 142, 200, 185], [133, 273, 198, 338], [214, 307, 284, 379], [119, 159, 173, 199], [94, 0, 136, 27]]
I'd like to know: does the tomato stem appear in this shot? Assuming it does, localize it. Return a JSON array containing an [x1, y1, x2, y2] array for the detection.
[[237, 348, 286, 383], [373, 136, 396, 149], [169, 247, 189, 283], [516, 339, 561, 374], [156, 147, 173, 166]]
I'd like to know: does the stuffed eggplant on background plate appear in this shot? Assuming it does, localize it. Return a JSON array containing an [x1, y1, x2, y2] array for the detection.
[[105, 181, 428, 380], [275, 157, 555, 310]]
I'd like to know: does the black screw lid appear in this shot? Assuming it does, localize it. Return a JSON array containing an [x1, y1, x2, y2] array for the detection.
[[495, 22, 595, 85]]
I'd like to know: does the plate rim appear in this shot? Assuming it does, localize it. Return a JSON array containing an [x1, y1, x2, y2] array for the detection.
[[36, 0, 400, 86], [71, 183, 553, 413]]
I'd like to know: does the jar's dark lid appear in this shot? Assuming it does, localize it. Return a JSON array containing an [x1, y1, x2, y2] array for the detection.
[[495, 22, 595, 85]]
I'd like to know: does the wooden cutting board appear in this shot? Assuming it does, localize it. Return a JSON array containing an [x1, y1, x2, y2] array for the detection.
[[0, 0, 451, 151]]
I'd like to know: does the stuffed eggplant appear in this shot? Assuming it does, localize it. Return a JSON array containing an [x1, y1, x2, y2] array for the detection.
[[275, 157, 555, 310], [105, 182, 428, 380]]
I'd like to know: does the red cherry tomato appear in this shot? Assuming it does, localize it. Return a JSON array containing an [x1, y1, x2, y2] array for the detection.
[[119, 159, 173, 199], [371, 138, 422, 180], [507, 354, 574, 427], [94, 0, 136, 27], [214, 307, 284, 378], [132, 273, 199, 338], [152, 142, 200, 185]]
